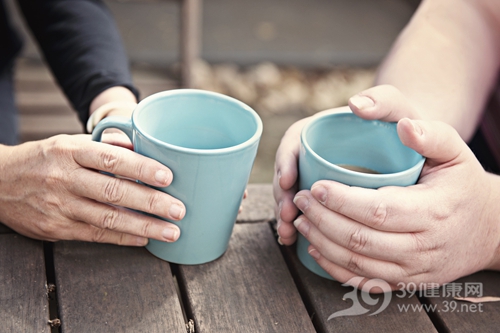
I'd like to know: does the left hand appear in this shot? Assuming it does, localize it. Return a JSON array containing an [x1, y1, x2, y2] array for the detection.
[[293, 116, 500, 290]]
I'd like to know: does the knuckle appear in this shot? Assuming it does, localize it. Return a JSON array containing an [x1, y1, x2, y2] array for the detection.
[[36, 220, 58, 236], [99, 149, 120, 173], [101, 207, 121, 230], [140, 220, 153, 238], [367, 201, 388, 228], [103, 178, 125, 204], [347, 227, 368, 252], [146, 191, 163, 213], [91, 228, 108, 243], [346, 253, 363, 273]]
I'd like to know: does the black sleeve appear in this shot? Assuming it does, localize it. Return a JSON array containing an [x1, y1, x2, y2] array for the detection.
[[16, 0, 140, 126]]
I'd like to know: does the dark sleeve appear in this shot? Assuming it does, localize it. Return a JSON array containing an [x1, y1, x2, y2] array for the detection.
[[16, 0, 140, 126]]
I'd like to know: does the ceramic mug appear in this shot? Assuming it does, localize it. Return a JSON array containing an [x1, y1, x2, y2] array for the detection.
[[297, 111, 425, 279], [92, 89, 263, 265]]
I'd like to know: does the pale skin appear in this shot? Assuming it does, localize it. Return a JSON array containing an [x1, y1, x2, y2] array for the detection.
[[274, 0, 500, 290], [0, 87, 186, 246]]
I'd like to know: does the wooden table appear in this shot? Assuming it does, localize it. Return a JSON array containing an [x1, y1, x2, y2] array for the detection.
[[1, 184, 499, 332]]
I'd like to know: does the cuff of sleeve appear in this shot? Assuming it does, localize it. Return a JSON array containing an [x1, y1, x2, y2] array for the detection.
[[86, 101, 137, 134]]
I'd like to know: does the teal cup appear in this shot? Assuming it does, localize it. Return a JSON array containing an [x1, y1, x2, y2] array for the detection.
[[297, 111, 425, 279], [92, 89, 263, 265]]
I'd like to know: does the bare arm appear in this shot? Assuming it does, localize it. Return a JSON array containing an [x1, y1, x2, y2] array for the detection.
[[375, 0, 500, 140]]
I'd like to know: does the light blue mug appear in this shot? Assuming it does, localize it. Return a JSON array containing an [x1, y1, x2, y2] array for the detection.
[[92, 89, 263, 265], [297, 111, 425, 279]]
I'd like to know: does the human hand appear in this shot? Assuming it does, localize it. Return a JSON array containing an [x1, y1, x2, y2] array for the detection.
[[274, 85, 424, 246], [292, 92, 500, 289], [273, 107, 351, 245], [0, 134, 186, 246]]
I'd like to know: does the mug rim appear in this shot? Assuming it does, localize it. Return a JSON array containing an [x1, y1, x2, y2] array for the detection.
[[131, 89, 263, 155], [300, 111, 425, 178]]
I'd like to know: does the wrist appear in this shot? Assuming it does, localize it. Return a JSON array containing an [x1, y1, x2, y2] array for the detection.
[[87, 86, 138, 133]]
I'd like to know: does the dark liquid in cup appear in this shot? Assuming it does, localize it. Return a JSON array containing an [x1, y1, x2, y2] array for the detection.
[[337, 164, 380, 174]]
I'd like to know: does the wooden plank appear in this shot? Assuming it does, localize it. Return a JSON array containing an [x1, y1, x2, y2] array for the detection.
[[0, 234, 49, 332], [0, 222, 13, 234], [423, 271, 500, 333], [53, 241, 186, 333], [237, 183, 275, 223], [281, 245, 437, 333], [178, 223, 315, 332]]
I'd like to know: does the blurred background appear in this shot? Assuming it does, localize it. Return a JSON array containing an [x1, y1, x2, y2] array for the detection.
[[6, 0, 420, 183]]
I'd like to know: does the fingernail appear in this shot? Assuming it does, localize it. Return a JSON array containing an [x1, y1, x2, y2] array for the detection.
[[162, 227, 179, 242], [155, 170, 170, 186], [277, 237, 284, 246], [294, 217, 310, 236], [349, 95, 375, 110], [169, 204, 184, 220], [408, 119, 423, 135], [276, 219, 282, 232], [311, 184, 327, 204], [293, 195, 309, 212], [308, 247, 320, 260], [278, 201, 283, 218]]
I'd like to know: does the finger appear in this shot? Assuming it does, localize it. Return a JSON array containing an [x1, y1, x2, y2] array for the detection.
[[63, 221, 149, 246], [69, 168, 185, 221], [72, 140, 173, 188], [293, 191, 419, 261], [308, 248, 399, 292], [276, 219, 297, 245], [274, 122, 303, 192], [100, 131, 134, 150], [348, 85, 420, 122], [294, 215, 410, 283], [65, 197, 181, 242], [397, 118, 473, 165], [308, 182, 427, 232]]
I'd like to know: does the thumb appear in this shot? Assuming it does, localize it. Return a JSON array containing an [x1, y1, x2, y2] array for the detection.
[[397, 118, 471, 165], [348, 85, 420, 122]]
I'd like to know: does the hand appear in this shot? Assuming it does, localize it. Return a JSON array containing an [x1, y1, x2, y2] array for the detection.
[[273, 106, 350, 245], [274, 85, 423, 246], [291, 86, 500, 290], [0, 134, 186, 246]]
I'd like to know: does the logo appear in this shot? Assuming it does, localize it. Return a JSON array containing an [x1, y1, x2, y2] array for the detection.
[[328, 277, 392, 320]]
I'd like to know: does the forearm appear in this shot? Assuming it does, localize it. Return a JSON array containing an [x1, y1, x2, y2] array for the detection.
[[376, 0, 500, 141], [17, 0, 139, 125]]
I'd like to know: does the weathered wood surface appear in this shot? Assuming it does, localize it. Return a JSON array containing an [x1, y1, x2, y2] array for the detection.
[[0, 234, 48, 332], [53, 241, 186, 333], [5, 182, 500, 332], [178, 223, 316, 332], [422, 270, 500, 333], [237, 183, 275, 223], [281, 245, 438, 333], [0, 222, 13, 234]]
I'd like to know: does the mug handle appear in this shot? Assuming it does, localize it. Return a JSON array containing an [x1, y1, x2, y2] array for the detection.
[[91, 116, 134, 142]]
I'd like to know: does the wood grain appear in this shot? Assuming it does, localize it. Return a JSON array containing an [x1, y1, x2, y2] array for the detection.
[[281, 245, 438, 333], [0, 234, 49, 332], [53, 241, 186, 333], [178, 223, 315, 332], [422, 270, 500, 333], [0, 222, 13, 234], [237, 183, 275, 223]]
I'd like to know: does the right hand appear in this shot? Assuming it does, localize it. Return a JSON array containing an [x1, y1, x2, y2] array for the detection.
[[0, 134, 185, 246], [274, 85, 423, 245]]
